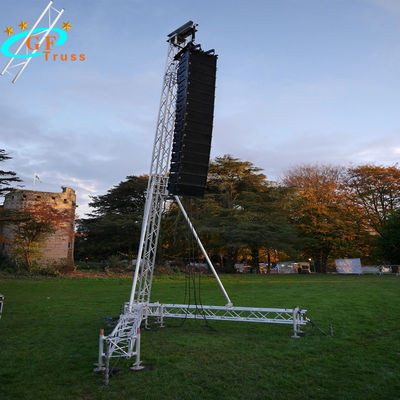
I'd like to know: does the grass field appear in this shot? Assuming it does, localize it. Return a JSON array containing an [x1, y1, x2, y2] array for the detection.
[[0, 274, 399, 400]]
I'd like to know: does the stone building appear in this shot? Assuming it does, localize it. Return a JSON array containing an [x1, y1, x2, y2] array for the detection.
[[1, 187, 76, 270]]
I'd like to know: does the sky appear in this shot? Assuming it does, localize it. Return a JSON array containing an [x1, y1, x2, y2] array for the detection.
[[1, 0, 400, 216]]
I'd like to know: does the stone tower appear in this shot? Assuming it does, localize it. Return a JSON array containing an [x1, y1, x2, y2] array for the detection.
[[1, 187, 76, 271]]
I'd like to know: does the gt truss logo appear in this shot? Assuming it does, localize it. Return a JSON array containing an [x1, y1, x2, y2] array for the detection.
[[0, 1, 85, 83]]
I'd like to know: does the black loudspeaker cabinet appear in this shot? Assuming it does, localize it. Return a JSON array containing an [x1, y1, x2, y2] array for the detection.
[[168, 46, 217, 197]]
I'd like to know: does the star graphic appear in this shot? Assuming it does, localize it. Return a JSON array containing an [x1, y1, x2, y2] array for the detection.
[[4, 26, 14, 36], [18, 20, 28, 31], [62, 21, 72, 32]]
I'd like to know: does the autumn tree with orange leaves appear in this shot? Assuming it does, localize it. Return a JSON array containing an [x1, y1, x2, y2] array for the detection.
[[284, 165, 370, 273], [11, 202, 71, 271], [345, 164, 400, 236]]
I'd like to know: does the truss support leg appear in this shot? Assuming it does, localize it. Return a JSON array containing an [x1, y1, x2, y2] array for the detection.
[[104, 344, 110, 386], [291, 306, 301, 338], [159, 305, 165, 328], [130, 329, 145, 371], [96, 329, 105, 370], [93, 329, 106, 374], [174, 195, 233, 307]]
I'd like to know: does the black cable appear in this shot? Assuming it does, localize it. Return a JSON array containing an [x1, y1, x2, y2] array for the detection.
[[176, 197, 214, 330], [189, 199, 199, 316], [191, 198, 213, 329], [305, 317, 332, 336], [178, 198, 192, 327]]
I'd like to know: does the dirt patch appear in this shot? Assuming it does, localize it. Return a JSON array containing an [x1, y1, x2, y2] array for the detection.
[[65, 271, 132, 278]]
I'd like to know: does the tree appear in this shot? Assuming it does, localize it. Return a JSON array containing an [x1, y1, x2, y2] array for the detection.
[[161, 155, 301, 272], [375, 210, 400, 264], [0, 149, 21, 196], [11, 202, 70, 271], [235, 187, 302, 270], [284, 165, 369, 273], [0, 149, 22, 247], [75, 175, 147, 261], [201, 155, 270, 271], [345, 164, 400, 236]]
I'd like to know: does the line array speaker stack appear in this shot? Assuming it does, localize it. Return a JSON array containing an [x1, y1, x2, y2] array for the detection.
[[167, 45, 217, 197]]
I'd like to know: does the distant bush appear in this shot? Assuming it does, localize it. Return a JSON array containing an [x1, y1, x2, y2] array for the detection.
[[30, 265, 61, 277], [104, 255, 132, 273], [0, 251, 19, 273]]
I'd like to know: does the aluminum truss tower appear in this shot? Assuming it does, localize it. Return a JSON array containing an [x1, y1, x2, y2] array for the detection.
[[95, 22, 308, 382], [95, 21, 203, 377]]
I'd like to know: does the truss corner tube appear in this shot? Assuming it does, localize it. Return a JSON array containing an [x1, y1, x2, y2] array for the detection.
[[129, 183, 155, 309]]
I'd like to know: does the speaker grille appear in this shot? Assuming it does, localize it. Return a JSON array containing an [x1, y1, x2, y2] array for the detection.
[[168, 47, 217, 197]]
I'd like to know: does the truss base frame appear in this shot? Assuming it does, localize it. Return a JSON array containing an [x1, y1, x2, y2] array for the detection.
[[97, 302, 307, 374], [146, 302, 307, 328]]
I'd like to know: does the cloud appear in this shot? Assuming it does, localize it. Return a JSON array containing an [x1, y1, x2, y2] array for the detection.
[[211, 74, 400, 180], [0, 91, 153, 216], [2, 66, 400, 216], [2, 0, 400, 218], [212, 117, 400, 181], [368, 0, 400, 13]]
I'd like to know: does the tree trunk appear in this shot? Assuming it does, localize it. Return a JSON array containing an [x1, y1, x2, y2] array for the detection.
[[218, 254, 224, 273], [267, 251, 271, 274], [251, 247, 259, 273], [312, 250, 329, 273], [313, 254, 323, 273], [224, 247, 237, 273], [321, 255, 328, 274], [25, 243, 32, 271]]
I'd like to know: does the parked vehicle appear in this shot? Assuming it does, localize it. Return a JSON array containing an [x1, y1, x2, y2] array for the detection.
[[297, 263, 311, 274]]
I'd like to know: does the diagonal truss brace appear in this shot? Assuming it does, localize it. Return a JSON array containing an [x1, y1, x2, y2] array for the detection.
[[0, 1, 64, 83], [174, 195, 232, 306]]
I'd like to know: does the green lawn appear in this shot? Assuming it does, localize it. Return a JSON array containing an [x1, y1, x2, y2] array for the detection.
[[0, 274, 399, 400]]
